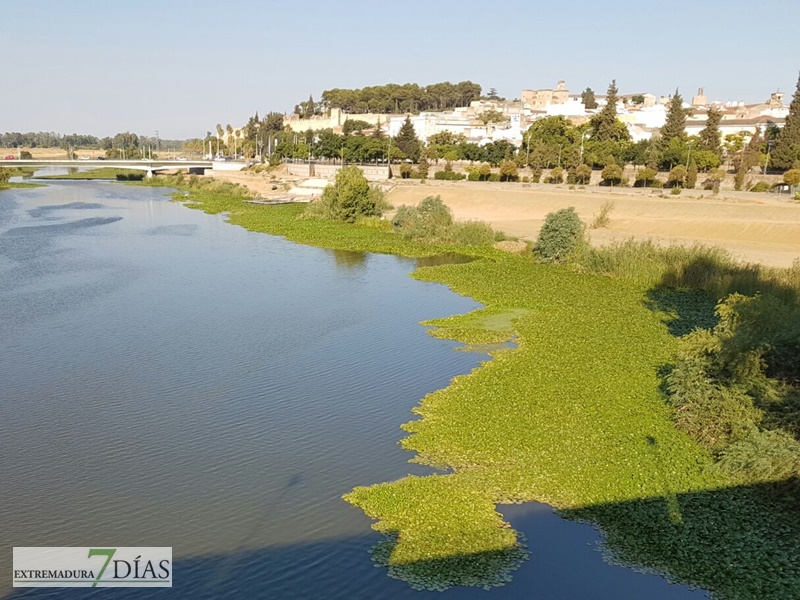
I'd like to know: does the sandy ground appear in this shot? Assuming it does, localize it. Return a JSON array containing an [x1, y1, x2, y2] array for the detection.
[[387, 181, 800, 268]]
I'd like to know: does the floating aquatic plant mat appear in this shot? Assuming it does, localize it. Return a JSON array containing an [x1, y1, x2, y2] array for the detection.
[[163, 184, 800, 598]]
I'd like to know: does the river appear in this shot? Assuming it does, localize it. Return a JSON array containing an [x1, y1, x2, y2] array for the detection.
[[0, 180, 708, 599]]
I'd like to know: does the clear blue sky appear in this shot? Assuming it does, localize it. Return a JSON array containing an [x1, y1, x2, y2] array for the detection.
[[2, 0, 798, 139]]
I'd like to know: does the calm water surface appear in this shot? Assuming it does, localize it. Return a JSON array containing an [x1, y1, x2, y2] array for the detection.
[[0, 181, 708, 599]]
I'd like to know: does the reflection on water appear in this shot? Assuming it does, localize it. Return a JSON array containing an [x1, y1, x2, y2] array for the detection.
[[328, 248, 368, 271], [0, 182, 707, 599]]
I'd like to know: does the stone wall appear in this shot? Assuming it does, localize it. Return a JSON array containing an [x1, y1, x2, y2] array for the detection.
[[286, 163, 390, 181]]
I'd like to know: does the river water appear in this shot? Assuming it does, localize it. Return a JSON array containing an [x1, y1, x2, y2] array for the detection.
[[0, 180, 708, 599]]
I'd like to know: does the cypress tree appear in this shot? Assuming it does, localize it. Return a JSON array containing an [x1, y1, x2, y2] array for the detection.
[[395, 116, 421, 162], [659, 89, 688, 149], [686, 159, 698, 189], [771, 73, 800, 171], [697, 107, 722, 158], [591, 80, 624, 141]]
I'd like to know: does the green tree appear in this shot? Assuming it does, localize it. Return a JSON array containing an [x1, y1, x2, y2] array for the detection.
[[698, 107, 723, 158], [590, 80, 628, 142], [311, 166, 387, 222], [658, 90, 688, 153], [600, 163, 624, 185], [0, 168, 9, 186], [772, 73, 800, 171], [395, 117, 421, 162], [575, 164, 592, 184], [499, 160, 518, 181], [634, 167, 658, 187], [581, 87, 598, 109]]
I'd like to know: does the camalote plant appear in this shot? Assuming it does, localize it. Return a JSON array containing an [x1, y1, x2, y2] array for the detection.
[[535, 206, 585, 261]]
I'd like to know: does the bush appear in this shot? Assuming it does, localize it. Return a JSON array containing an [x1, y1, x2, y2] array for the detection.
[[575, 164, 592, 185], [535, 207, 585, 262], [784, 169, 800, 187], [667, 165, 687, 188], [600, 163, 624, 186], [116, 173, 144, 181], [499, 160, 518, 182], [399, 163, 413, 179], [546, 166, 564, 184], [467, 171, 481, 181], [20, 150, 33, 159], [670, 186, 682, 195], [391, 195, 453, 240], [750, 181, 770, 193], [487, 173, 501, 182], [590, 201, 614, 229], [634, 167, 659, 187], [530, 168, 542, 183], [718, 429, 800, 483], [433, 171, 466, 181], [306, 165, 388, 223], [448, 221, 497, 246]]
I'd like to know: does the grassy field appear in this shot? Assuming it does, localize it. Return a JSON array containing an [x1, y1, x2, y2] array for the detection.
[[144, 175, 800, 598]]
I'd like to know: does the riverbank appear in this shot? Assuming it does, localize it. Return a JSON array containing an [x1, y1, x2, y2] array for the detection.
[[207, 171, 800, 268], [150, 176, 800, 598]]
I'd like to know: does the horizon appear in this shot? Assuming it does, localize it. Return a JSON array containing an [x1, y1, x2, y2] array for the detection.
[[2, 0, 798, 139]]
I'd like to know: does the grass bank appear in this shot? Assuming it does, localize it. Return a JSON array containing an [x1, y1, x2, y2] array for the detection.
[[146, 175, 800, 598], [0, 181, 47, 189]]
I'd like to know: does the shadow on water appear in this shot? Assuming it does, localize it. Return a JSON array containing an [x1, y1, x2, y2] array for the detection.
[[12, 481, 794, 599], [3, 217, 122, 236], [27, 203, 106, 218]]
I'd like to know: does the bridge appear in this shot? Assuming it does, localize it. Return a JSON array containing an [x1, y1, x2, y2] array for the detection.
[[0, 159, 247, 177]]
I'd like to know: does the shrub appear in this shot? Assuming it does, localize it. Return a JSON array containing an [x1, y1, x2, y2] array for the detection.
[[667, 165, 687, 188], [391, 195, 453, 240], [417, 158, 430, 178], [686, 160, 698, 189], [499, 160, 518, 182], [530, 168, 542, 183], [433, 171, 466, 181], [750, 181, 770, 193], [670, 186, 682, 195], [546, 166, 564, 184], [399, 163, 413, 179], [718, 429, 800, 483], [535, 207, 585, 262], [116, 173, 144, 181], [634, 167, 659, 187], [467, 171, 481, 181], [479, 163, 492, 181], [20, 150, 33, 159], [600, 163, 624, 186], [784, 169, 800, 187], [307, 165, 388, 223], [448, 221, 496, 246], [575, 164, 592, 185], [590, 201, 614, 229], [487, 173, 501, 182]]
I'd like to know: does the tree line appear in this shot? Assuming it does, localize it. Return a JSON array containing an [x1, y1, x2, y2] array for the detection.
[[294, 81, 483, 117]]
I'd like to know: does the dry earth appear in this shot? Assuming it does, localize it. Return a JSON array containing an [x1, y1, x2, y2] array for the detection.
[[388, 181, 800, 268]]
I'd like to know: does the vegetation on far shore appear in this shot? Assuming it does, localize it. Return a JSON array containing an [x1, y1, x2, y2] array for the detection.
[[140, 171, 800, 598]]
